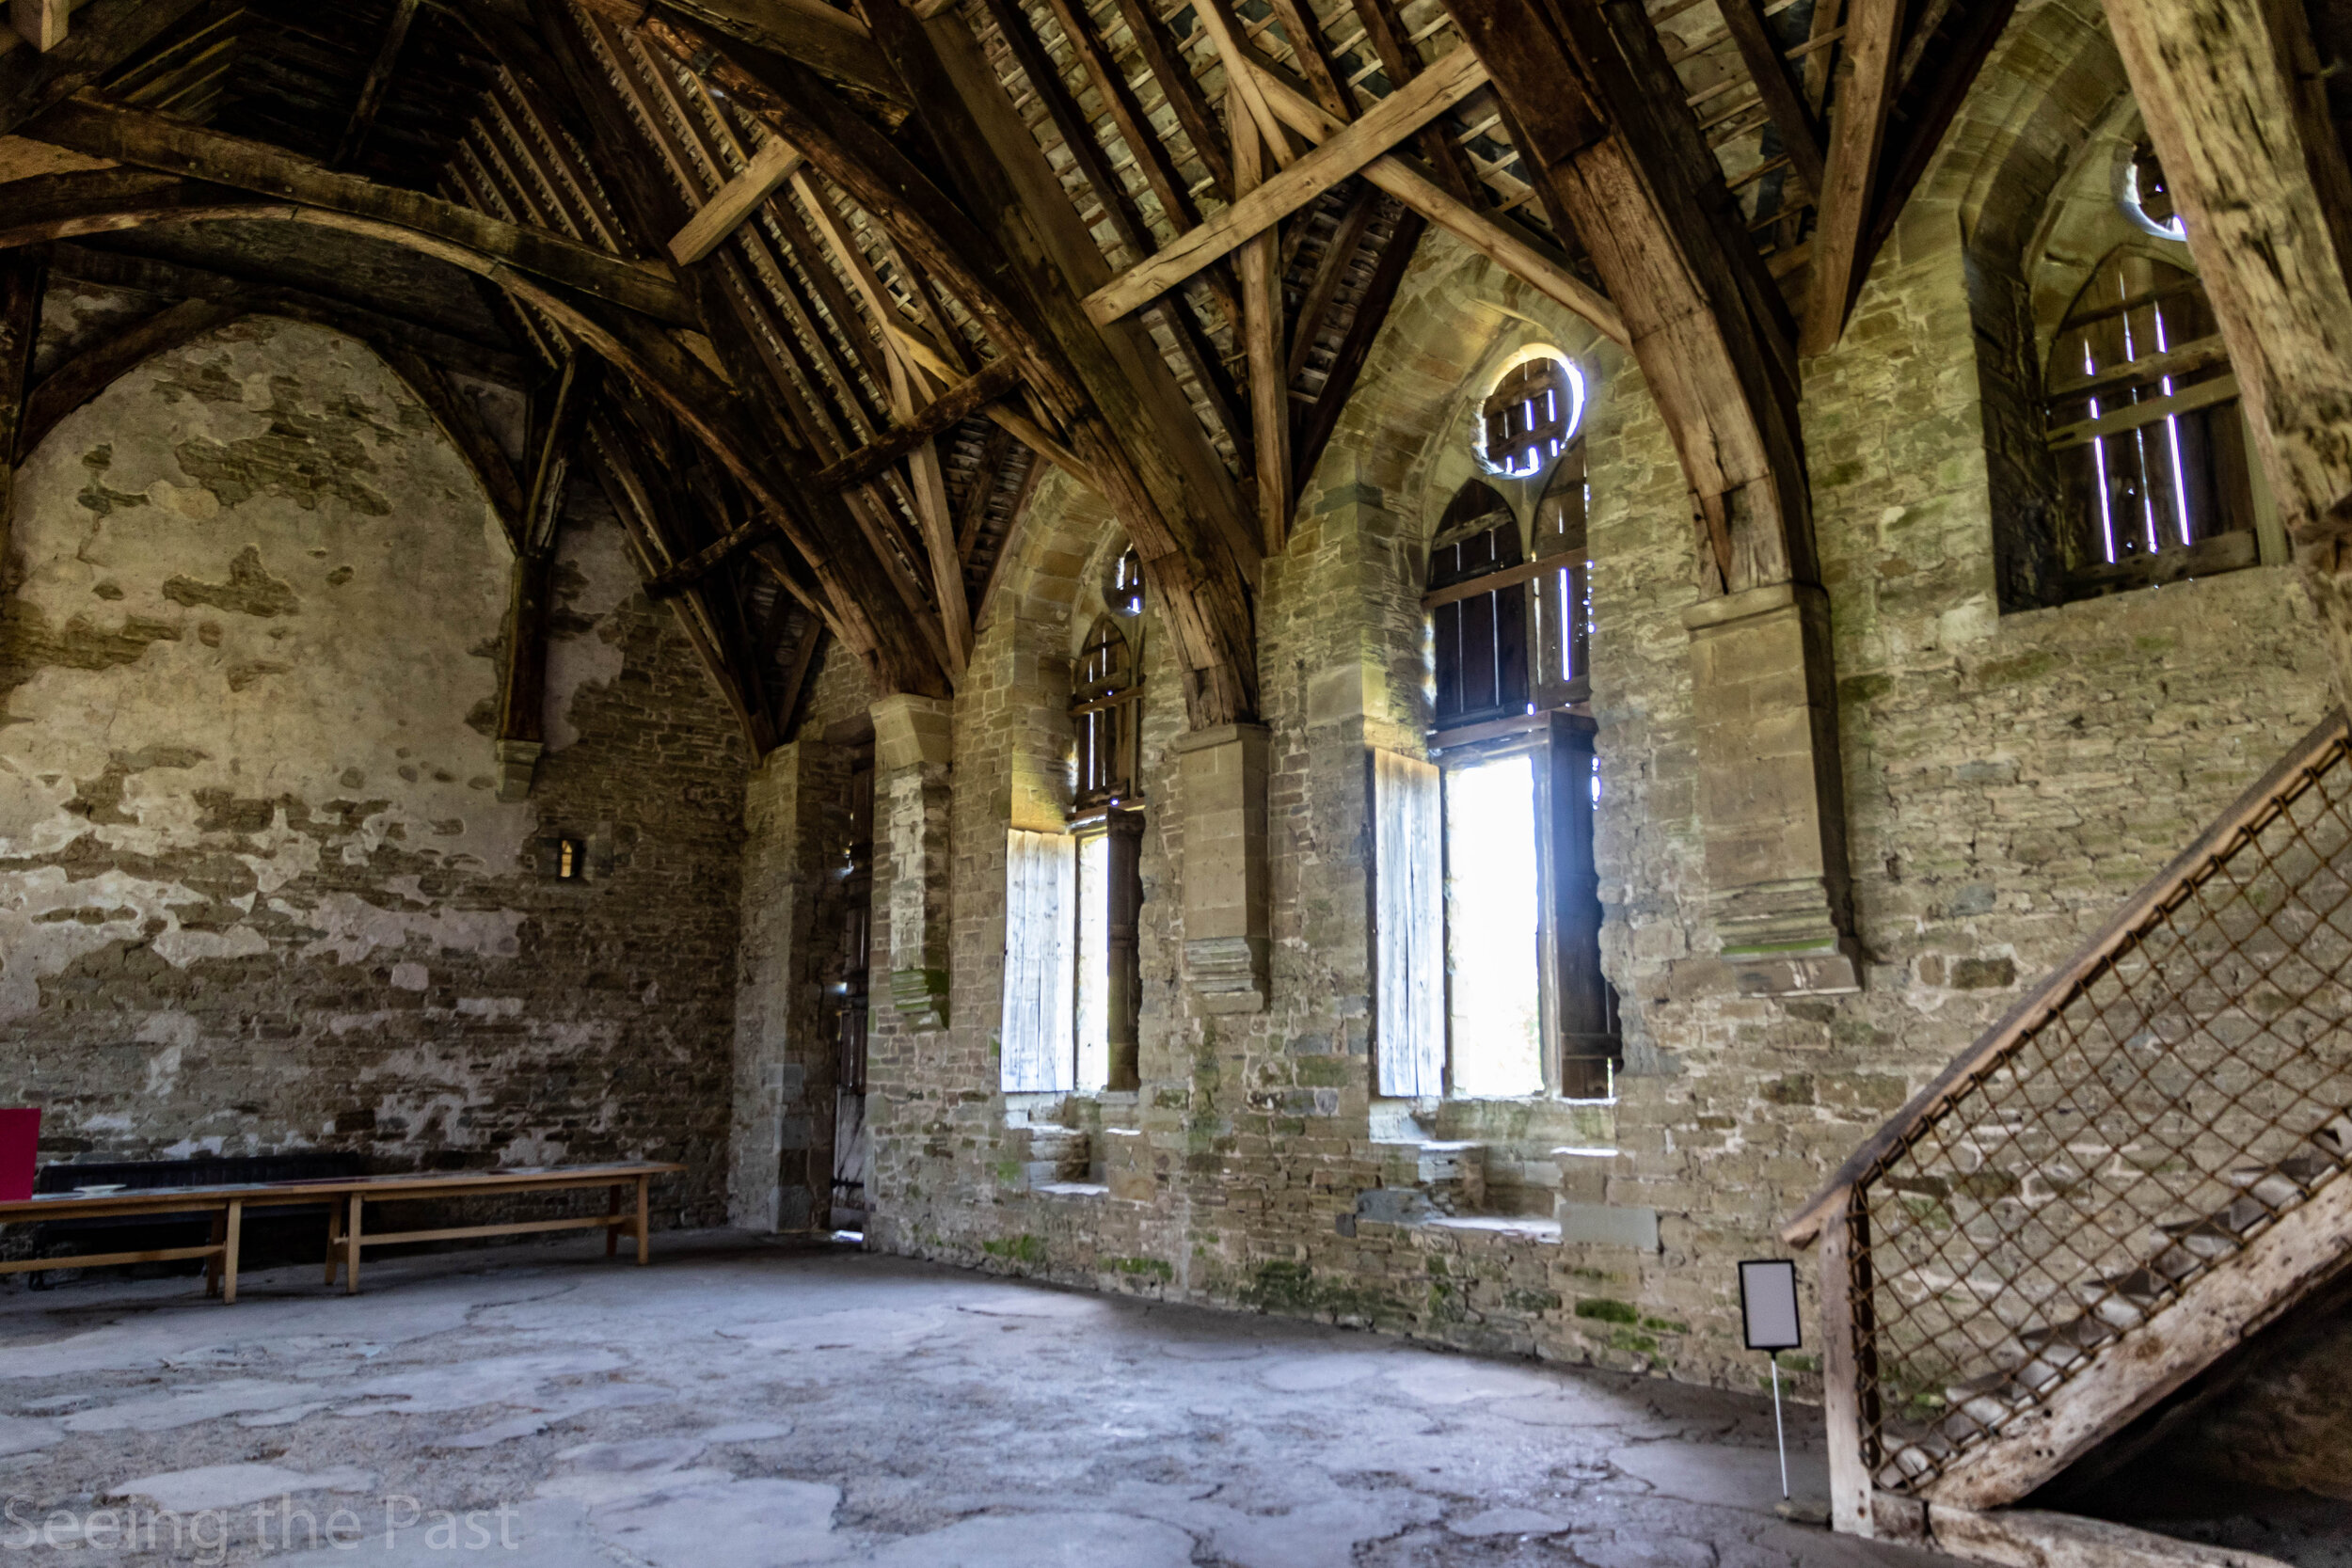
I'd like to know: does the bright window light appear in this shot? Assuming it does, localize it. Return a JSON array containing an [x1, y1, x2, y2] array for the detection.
[[1445, 753, 1544, 1097]]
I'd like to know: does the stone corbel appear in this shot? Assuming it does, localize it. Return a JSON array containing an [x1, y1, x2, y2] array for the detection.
[[1681, 582, 1862, 995], [873, 693, 955, 1029], [492, 738, 543, 803], [1171, 722, 1272, 1013]]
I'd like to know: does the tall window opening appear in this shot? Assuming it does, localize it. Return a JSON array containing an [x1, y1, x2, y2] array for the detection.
[[1379, 457, 1617, 1103], [1002, 551, 1147, 1095], [833, 751, 875, 1228], [2043, 247, 2278, 598]]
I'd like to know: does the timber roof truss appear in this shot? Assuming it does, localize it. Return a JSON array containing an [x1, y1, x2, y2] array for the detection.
[[0, 0, 2021, 748]]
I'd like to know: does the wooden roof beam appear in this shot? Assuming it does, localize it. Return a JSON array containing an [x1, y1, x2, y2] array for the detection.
[[1248, 67, 1626, 345], [1715, 0, 1824, 199], [0, 246, 42, 569], [641, 354, 1025, 598], [20, 96, 700, 325], [16, 294, 239, 462], [1799, 0, 1901, 355], [1436, 0, 1805, 590], [667, 125, 802, 266], [570, 0, 904, 104], [0, 0, 210, 135], [1231, 82, 1289, 558], [332, 0, 421, 169], [1084, 43, 1487, 322]]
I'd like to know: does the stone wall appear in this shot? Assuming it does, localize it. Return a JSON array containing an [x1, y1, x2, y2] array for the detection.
[[767, 0, 2341, 1413], [0, 314, 746, 1227]]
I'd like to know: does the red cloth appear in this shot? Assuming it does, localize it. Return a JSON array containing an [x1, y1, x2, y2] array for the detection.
[[0, 1109, 37, 1202]]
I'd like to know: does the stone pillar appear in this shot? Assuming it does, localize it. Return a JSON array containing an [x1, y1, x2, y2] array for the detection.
[[1171, 722, 1272, 1012], [731, 738, 848, 1233], [873, 693, 954, 1030], [1681, 581, 1861, 995]]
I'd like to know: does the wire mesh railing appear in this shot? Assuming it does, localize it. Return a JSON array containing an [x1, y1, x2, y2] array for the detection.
[[1790, 711, 2352, 1503]]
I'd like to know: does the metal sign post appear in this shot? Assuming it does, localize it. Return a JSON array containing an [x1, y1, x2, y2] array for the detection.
[[1738, 1259, 1803, 1500]]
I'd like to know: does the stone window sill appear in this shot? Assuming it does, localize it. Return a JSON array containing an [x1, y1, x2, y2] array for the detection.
[[1425, 1214, 1562, 1243], [1035, 1181, 1109, 1198]]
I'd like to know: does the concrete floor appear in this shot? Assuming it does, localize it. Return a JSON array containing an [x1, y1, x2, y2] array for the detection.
[[0, 1232, 1957, 1565]]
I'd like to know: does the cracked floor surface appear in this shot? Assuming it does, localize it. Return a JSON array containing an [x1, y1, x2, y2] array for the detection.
[[0, 1232, 1955, 1565]]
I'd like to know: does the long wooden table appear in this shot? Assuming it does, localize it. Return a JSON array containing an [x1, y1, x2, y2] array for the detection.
[[0, 1163, 685, 1302]]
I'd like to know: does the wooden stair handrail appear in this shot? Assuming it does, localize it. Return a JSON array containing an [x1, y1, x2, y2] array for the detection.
[[1782, 706, 2352, 1248]]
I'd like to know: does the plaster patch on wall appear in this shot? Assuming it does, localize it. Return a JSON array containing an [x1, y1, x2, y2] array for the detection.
[[3, 316, 534, 893], [0, 865, 211, 1019], [543, 504, 636, 754], [294, 892, 524, 967]]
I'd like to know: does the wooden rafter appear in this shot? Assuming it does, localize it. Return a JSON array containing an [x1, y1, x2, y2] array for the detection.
[[588, 412, 775, 749], [1800, 0, 1902, 355], [1248, 69, 1626, 346], [956, 422, 1015, 561], [523, 350, 601, 554], [669, 134, 803, 264], [333, 0, 422, 169], [1084, 44, 1488, 323], [628, 4, 1263, 721], [1438, 0, 1807, 591], [1715, 0, 1824, 199], [0, 0, 212, 137], [1232, 84, 1290, 557], [1293, 209, 1422, 498], [1285, 185, 1377, 386], [16, 295, 241, 461], [0, 246, 44, 566], [18, 99, 699, 325], [1344, 0, 1478, 198], [1855, 0, 2018, 283], [378, 343, 530, 546], [1104, 0, 1233, 199]]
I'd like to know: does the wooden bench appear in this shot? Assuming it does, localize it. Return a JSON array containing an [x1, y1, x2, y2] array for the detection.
[[0, 1188, 248, 1298], [321, 1164, 685, 1294], [0, 1163, 684, 1302]]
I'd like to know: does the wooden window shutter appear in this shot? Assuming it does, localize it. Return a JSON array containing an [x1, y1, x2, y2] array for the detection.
[[1001, 829, 1076, 1091], [1373, 751, 1444, 1098]]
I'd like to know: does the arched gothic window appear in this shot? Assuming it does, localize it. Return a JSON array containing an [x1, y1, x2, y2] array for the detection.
[[2042, 249, 2278, 597], [1001, 559, 1148, 1099], [1073, 614, 1140, 808], [1376, 471, 1616, 1106], [1428, 482, 1529, 728]]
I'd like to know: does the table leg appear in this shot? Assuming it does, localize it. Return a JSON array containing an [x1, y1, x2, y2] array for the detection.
[[326, 1206, 342, 1287], [606, 1184, 620, 1260], [635, 1176, 650, 1266], [344, 1193, 363, 1295], [222, 1200, 242, 1305], [205, 1211, 226, 1298]]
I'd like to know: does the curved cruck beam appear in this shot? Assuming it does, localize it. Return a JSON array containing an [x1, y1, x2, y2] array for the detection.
[[0, 164, 945, 696], [13, 99, 696, 325], [614, 5, 1264, 727]]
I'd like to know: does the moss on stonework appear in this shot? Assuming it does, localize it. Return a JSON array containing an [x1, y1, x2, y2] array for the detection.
[[1240, 1259, 1406, 1325], [1607, 1327, 1660, 1355], [1642, 1317, 1690, 1334], [1574, 1298, 1640, 1323], [982, 1234, 1045, 1266], [1109, 1256, 1173, 1281], [1504, 1290, 1563, 1313]]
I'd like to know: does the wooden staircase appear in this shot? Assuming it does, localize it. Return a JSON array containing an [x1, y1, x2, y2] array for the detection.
[[1785, 712, 2352, 1535]]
